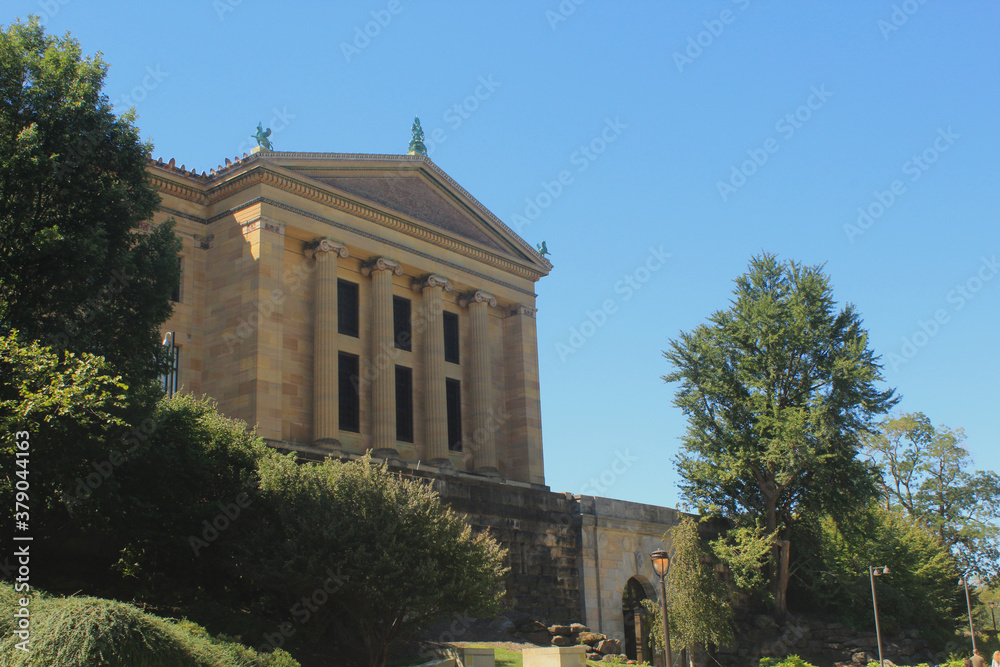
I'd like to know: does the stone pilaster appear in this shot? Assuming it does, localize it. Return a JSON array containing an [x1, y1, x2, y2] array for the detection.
[[362, 257, 403, 453], [311, 238, 348, 445], [418, 275, 453, 467], [461, 290, 499, 476], [504, 303, 544, 485]]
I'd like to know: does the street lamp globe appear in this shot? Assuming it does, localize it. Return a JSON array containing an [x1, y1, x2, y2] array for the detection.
[[651, 551, 670, 578]]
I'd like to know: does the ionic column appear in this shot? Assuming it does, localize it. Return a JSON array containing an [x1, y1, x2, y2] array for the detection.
[[461, 290, 499, 476], [311, 238, 348, 445], [419, 275, 453, 467], [362, 257, 403, 453]]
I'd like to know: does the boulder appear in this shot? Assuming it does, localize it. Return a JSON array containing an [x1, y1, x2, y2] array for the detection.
[[586, 653, 602, 662], [525, 630, 551, 645], [569, 623, 590, 634], [489, 617, 516, 634], [520, 621, 547, 633], [597, 638, 622, 655], [753, 614, 779, 630], [551, 635, 574, 647], [548, 625, 573, 636], [578, 632, 607, 646]]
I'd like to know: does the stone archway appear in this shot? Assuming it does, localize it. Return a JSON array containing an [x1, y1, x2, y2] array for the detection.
[[622, 576, 654, 663]]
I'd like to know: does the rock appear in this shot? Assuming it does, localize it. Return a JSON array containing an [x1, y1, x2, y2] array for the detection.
[[578, 632, 607, 646], [525, 631, 551, 645], [851, 651, 872, 665], [753, 614, 779, 630], [548, 625, 572, 636], [505, 610, 531, 627], [597, 638, 622, 655], [569, 622, 590, 634], [552, 635, 574, 647], [489, 617, 516, 634], [587, 653, 602, 662], [520, 621, 547, 633]]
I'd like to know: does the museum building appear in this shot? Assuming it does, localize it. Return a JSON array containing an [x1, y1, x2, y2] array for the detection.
[[150, 125, 681, 656]]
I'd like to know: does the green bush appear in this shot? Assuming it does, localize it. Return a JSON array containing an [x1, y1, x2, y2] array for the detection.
[[759, 656, 819, 667], [0, 582, 298, 667]]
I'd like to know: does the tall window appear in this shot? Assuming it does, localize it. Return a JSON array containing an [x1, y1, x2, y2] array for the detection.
[[338, 352, 360, 432], [170, 257, 183, 303], [161, 333, 179, 398], [395, 365, 413, 442], [338, 280, 359, 337], [393, 296, 412, 351], [446, 378, 462, 451], [443, 311, 460, 364]]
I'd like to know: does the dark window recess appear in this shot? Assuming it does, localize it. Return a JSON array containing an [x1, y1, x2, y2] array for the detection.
[[443, 311, 460, 363], [338, 280, 359, 337], [339, 352, 360, 432], [446, 378, 462, 451], [395, 365, 414, 442], [170, 257, 182, 303], [393, 296, 412, 351]]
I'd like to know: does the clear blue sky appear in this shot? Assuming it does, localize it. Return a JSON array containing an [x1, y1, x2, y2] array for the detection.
[[6, 1, 998, 510]]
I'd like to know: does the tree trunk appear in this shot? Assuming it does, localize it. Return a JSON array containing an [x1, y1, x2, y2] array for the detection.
[[773, 538, 791, 617]]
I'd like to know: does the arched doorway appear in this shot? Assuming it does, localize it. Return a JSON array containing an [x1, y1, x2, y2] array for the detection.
[[622, 577, 653, 662]]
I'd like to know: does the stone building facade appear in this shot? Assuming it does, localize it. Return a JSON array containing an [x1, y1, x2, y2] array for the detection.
[[151, 142, 680, 651]]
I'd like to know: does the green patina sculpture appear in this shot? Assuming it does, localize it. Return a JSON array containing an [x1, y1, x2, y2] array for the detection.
[[252, 123, 273, 150], [537, 241, 550, 257], [408, 116, 427, 156]]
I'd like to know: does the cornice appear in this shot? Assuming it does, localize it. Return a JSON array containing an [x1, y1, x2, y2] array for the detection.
[[147, 155, 551, 280]]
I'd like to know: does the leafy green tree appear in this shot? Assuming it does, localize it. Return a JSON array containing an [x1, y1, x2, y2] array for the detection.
[[0, 331, 127, 537], [0, 18, 179, 390], [247, 455, 508, 667], [663, 254, 897, 614], [789, 506, 963, 649], [863, 412, 1000, 582], [642, 518, 734, 659]]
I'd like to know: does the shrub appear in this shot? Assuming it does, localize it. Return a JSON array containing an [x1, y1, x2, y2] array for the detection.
[[0, 582, 298, 666]]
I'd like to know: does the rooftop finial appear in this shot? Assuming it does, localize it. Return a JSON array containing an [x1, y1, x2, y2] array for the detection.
[[408, 116, 427, 156]]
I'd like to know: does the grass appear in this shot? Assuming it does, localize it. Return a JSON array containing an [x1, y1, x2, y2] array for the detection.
[[0, 581, 299, 667]]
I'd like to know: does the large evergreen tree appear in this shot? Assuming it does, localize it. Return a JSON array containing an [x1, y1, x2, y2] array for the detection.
[[0, 18, 179, 389], [663, 253, 897, 615]]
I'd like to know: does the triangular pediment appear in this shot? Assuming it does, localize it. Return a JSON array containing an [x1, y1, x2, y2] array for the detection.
[[264, 154, 550, 274]]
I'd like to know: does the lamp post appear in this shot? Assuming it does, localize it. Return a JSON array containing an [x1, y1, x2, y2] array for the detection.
[[989, 601, 997, 637], [961, 576, 977, 654], [651, 550, 673, 667], [869, 565, 889, 667]]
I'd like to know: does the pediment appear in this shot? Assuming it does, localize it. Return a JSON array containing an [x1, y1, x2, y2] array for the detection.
[[271, 155, 550, 273]]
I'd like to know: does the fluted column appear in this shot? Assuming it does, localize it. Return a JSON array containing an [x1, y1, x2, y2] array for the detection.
[[462, 290, 499, 476], [312, 238, 349, 445], [419, 275, 453, 467], [362, 257, 402, 453]]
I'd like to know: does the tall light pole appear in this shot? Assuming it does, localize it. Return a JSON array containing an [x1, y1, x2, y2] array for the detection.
[[869, 565, 889, 667], [651, 551, 673, 667], [989, 601, 997, 637], [961, 576, 977, 654]]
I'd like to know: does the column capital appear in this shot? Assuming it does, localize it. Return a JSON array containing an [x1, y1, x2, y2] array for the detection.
[[415, 274, 453, 293], [361, 256, 403, 277], [309, 237, 349, 259], [459, 290, 497, 308], [509, 304, 537, 318]]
